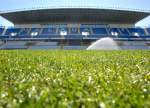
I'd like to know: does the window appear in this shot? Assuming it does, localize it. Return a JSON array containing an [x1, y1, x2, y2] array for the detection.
[[60, 31, 67, 36], [11, 32, 17, 36], [111, 32, 118, 36], [30, 32, 38, 36], [134, 32, 139, 36], [82, 31, 90, 36]]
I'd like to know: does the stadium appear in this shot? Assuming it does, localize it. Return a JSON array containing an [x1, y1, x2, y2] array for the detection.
[[0, 1, 150, 50], [0, 1, 150, 107]]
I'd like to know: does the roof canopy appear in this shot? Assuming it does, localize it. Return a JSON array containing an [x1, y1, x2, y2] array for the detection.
[[0, 8, 149, 24]]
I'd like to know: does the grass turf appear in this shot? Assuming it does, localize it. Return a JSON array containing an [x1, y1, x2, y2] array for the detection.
[[0, 50, 150, 108]]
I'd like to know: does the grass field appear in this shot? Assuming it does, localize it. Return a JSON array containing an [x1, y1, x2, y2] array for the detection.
[[0, 50, 150, 108]]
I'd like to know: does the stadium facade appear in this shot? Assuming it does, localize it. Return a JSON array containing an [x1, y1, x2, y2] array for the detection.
[[0, 1, 150, 50]]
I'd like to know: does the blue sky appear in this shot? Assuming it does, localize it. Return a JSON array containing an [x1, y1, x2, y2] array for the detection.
[[0, 0, 150, 27]]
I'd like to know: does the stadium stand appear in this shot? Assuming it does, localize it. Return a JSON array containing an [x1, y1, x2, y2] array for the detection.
[[0, 26, 150, 49], [0, 2, 150, 50], [1, 26, 150, 40]]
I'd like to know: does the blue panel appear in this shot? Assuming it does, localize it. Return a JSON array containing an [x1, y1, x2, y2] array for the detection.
[[119, 28, 130, 35], [5, 28, 21, 36], [128, 28, 145, 35], [70, 27, 79, 34], [147, 28, 150, 34], [19, 28, 30, 36], [92, 28, 107, 35], [0, 28, 4, 35], [41, 28, 57, 35], [29, 28, 41, 34]]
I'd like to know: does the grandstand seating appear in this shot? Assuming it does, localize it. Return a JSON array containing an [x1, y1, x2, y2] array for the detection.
[[128, 28, 146, 36], [92, 28, 107, 35], [118, 28, 130, 36], [19, 28, 30, 36], [5, 28, 21, 36], [0, 26, 150, 40]]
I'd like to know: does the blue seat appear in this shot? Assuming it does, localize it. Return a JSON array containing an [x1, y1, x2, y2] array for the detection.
[[109, 28, 120, 35], [92, 28, 107, 35], [0, 28, 4, 35], [29, 28, 41, 34], [58, 28, 68, 34], [41, 28, 57, 35], [146, 28, 150, 35], [17, 28, 31, 38], [80, 28, 91, 34], [118, 28, 130, 36], [128, 28, 146, 36], [5, 28, 21, 36], [70, 27, 80, 34], [19, 28, 30, 35]]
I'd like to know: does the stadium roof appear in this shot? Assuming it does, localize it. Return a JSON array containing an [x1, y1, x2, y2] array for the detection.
[[0, 8, 150, 24]]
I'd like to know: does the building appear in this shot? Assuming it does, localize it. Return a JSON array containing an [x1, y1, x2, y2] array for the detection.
[[0, 1, 150, 49]]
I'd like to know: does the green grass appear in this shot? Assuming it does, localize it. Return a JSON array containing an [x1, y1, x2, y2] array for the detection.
[[0, 50, 150, 108]]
